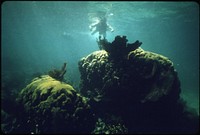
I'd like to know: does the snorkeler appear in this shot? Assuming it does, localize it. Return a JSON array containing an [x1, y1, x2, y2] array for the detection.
[[89, 16, 114, 38]]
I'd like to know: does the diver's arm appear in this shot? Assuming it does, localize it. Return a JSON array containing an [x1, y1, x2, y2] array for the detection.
[[107, 24, 114, 32], [89, 21, 99, 30], [89, 23, 96, 28]]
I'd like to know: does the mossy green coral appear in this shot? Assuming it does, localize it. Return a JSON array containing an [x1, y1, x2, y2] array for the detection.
[[16, 75, 95, 133]]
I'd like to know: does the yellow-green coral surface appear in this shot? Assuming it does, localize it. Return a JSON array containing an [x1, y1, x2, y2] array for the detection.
[[17, 75, 94, 133]]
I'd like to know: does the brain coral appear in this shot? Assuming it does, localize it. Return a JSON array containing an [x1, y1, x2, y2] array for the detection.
[[79, 48, 181, 106], [15, 75, 95, 134], [78, 47, 196, 133]]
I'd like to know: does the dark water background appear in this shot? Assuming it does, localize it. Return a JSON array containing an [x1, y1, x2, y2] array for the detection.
[[1, 2, 199, 114]]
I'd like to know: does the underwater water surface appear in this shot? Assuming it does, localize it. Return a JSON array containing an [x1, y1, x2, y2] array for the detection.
[[1, 1, 199, 133]]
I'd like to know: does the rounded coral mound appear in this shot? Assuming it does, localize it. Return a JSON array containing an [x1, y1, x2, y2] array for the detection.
[[79, 48, 180, 105], [14, 75, 95, 134], [79, 48, 198, 133]]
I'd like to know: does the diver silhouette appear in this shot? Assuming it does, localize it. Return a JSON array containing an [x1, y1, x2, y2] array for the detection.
[[89, 16, 114, 38]]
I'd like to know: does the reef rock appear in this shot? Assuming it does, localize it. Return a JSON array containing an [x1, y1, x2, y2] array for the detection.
[[79, 46, 198, 133], [79, 48, 180, 106], [15, 75, 95, 134]]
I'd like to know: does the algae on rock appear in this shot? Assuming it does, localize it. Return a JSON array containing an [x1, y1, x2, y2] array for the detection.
[[15, 75, 95, 134]]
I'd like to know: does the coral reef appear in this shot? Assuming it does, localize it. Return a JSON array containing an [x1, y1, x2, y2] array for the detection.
[[14, 75, 95, 134], [79, 39, 198, 133], [97, 35, 142, 59], [48, 62, 67, 81], [79, 48, 179, 106], [92, 117, 128, 134], [3, 35, 198, 134]]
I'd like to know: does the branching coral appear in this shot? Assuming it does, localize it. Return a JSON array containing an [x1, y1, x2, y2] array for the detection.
[[48, 62, 67, 81], [96, 35, 142, 59]]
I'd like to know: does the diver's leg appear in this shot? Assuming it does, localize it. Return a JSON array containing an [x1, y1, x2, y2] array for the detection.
[[91, 30, 97, 35], [103, 32, 106, 38]]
